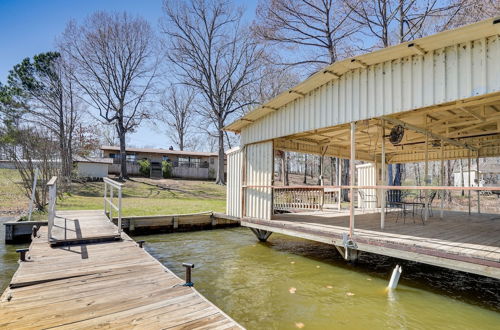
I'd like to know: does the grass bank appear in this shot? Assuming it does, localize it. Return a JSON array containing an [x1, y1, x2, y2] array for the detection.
[[0, 169, 226, 217]]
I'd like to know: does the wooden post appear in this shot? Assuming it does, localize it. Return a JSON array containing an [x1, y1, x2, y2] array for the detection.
[[468, 150, 471, 215], [440, 140, 444, 219], [349, 122, 356, 238], [337, 158, 342, 211], [424, 130, 429, 221], [380, 119, 386, 230], [476, 153, 480, 214]]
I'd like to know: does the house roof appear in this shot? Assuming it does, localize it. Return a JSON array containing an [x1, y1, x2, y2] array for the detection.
[[224, 17, 500, 133], [74, 156, 114, 164], [100, 146, 218, 157]]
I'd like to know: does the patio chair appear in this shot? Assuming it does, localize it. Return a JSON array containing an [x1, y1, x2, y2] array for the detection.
[[358, 190, 377, 213], [416, 190, 437, 220]]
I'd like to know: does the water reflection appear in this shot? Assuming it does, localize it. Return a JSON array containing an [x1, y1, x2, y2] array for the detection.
[[135, 227, 500, 330]]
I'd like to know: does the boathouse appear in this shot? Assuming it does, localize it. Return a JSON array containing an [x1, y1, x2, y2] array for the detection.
[[224, 18, 500, 279]]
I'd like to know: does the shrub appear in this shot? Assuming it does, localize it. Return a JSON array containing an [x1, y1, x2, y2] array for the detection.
[[162, 160, 172, 178], [137, 159, 150, 177]]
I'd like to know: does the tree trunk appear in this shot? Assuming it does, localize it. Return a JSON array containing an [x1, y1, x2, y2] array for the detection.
[[317, 156, 323, 185], [118, 123, 128, 180], [330, 157, 336, 185], [284, 152, 289, 186], [341, 159, 349, 201], [215, 128, 225, 185], [303, 154, 307, 184], [459, 159, 464, 196]]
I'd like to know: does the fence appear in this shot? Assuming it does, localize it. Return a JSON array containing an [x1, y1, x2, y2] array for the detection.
[[104, 177, 123, 233]]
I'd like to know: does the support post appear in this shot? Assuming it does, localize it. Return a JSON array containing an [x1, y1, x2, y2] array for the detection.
[[337, 158, 342, 211], [440, 140, 444, 219], [250, 228, 272, 242], [476, 153, 480, 214], [424, 125, 429, 222], [182, 263, 195, 287], [468, 150, 471, 215], [388, 265, 402, 290], [118, 187, 122, 234], [380, 120, 386, 230], [349, 122, 356, 237]]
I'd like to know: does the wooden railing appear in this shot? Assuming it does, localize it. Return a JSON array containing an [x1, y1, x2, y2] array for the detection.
[[273, 187, 325, 211], [104, 177, 123, 234], [47, 176, 57, 242]]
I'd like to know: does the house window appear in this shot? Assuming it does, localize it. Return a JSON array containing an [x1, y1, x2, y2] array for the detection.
[[109, 153, 116, 159], [190, 158, 201, 167], [210, 158, 214, 164], [178, 157, 189, 167], [126, 153, 136, 162], [162, 155, 170, 161]]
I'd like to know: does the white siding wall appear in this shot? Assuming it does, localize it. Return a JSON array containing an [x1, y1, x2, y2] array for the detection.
[[226, 148, 243, 218], [77, 163, 109, 178], [241, 36, 500, 145], [357, 163, 377, 209], [245, 142, 273, 219]]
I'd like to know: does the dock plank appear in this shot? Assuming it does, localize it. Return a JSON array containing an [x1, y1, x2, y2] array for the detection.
[[0, 210, 242, 330]]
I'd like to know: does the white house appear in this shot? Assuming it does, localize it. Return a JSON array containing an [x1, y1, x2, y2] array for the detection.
[[74, 156, 113, 179]]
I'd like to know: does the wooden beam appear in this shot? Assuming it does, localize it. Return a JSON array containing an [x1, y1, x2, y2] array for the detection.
[[408, 42, 427, 55], [458, 106, 486, 122]]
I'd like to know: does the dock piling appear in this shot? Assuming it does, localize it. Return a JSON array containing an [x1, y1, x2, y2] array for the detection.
[[388, 265, 402, 290], [182, 262, 195, 287]]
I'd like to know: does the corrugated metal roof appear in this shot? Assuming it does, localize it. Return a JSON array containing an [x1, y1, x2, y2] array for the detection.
[[100, 146, 218, 157], [224, 17, 500, 133]]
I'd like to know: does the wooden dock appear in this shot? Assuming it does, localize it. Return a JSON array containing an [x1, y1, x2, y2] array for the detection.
[[0, 210, 242, 329], [243, 210, 500, 279]]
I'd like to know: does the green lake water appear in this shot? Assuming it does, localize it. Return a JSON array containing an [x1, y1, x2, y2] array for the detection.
[[1, 222, 499, 329], [134, 228, 500, 330], [0, 217, 27, 292]]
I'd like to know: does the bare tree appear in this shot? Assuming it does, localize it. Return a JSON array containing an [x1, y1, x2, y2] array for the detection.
[[347, 0, 462, 49], [1, 126, 60, 211], [253, 0, 359, 69], [157, 84, 195, 151], [442, 0, 499, 29], [5, 52, 80, 187], [60, 12, 158, 179], [163, 0, 263, 185]]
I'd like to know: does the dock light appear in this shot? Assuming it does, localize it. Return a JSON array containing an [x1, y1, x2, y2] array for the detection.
[[16, 248, 29, 262], [182, 263, 195, 287]]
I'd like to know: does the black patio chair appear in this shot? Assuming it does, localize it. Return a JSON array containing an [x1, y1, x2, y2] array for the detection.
[[416, 190, 437, 220]]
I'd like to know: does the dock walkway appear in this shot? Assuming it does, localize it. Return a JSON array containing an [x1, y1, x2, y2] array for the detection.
[[1, 210, 241, 329]]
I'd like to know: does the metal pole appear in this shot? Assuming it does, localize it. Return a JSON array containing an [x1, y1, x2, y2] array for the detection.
[[440, 141, 444, 219], [380, 119, 386, 230], [349, 122, 356, 238], [468, 150, 471, 215], [476, 153, 480, 214]]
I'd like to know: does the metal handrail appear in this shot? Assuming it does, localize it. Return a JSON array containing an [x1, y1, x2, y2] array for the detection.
[[103, 177, 123, 234], [47, 176, 57, 242]]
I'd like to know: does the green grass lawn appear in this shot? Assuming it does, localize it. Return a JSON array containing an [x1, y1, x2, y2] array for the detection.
[[0, 169, 226, 217]]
